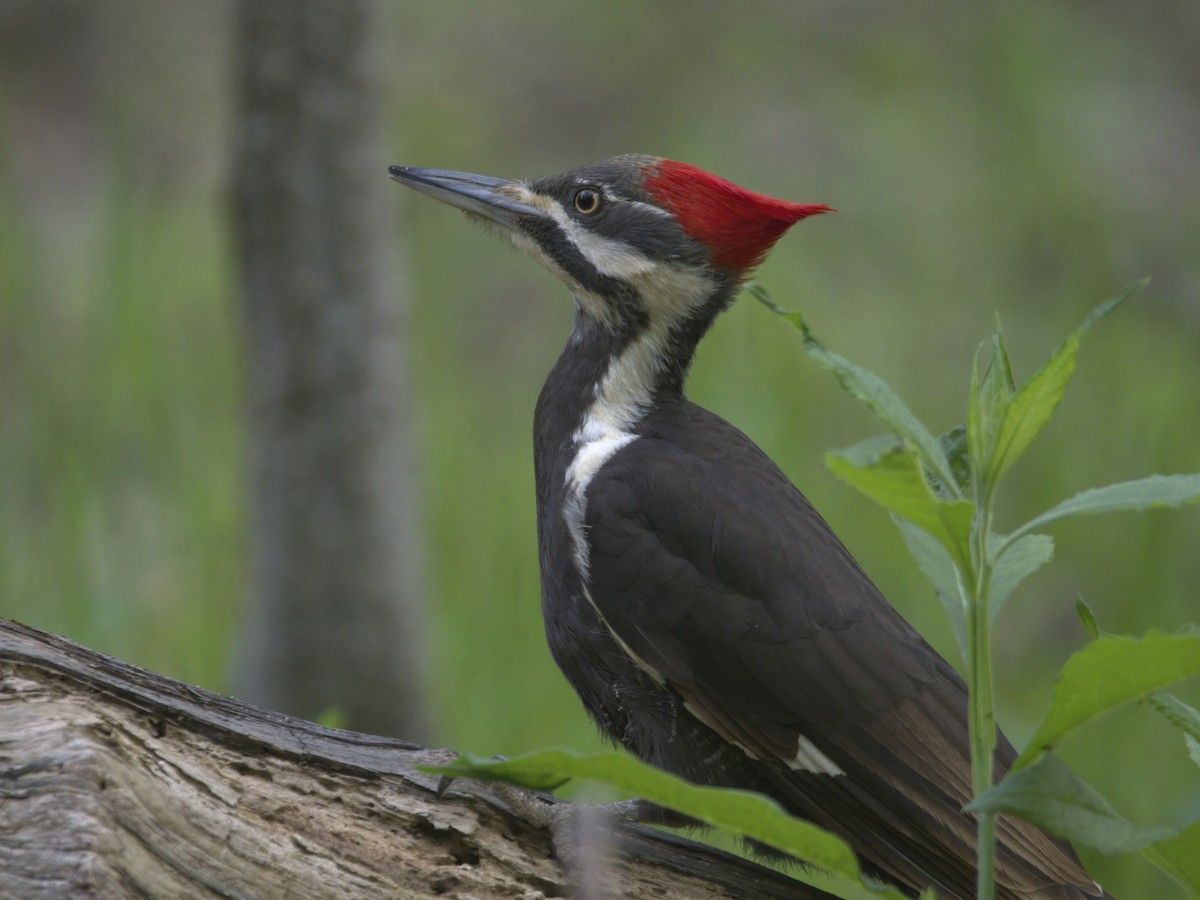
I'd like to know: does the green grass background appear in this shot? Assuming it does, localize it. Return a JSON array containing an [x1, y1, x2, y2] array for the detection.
[[1, 3, 1197, 896]]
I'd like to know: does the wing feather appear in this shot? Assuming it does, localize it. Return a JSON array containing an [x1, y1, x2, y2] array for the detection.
[[581, 403, 1101, 897]]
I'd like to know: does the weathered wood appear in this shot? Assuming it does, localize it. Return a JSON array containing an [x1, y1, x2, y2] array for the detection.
[[0, 620, 829, 898]]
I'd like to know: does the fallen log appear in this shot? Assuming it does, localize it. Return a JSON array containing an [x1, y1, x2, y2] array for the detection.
[[0, 619, 825, 898]]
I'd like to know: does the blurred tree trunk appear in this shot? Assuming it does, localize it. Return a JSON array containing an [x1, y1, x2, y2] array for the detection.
[[229, 0, 428, 741]]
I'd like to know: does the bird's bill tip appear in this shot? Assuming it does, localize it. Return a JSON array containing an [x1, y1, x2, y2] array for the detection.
[[388, 164, 545, 226]]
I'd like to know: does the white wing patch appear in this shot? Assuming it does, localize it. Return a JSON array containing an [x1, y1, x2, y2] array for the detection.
[[678, 695, 845, 777], [789, 734, 846, 777]]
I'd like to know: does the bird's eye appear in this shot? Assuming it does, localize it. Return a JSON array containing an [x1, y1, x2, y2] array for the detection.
[[573, 188, 603, 215]]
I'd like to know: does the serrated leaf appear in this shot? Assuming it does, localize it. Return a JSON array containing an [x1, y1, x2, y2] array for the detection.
[[1142, 686, 1200, 772], [833, 432, 905, 467], [987, 278, 1146, 486], [1014, 631, 1200, 769], [895, 515, 967, 660], [751, 284, 959, 497], [1143, 820, 1200, 899], [936, 424, 971, 497], [1009, 474, 1200, 545], [1075, 596, 1101, 639], [990, 311, 1017, 394], [1145, 692, 1200, 743], [968, 753, 1175, 854], [421, 748, 908, 898], [1145, 691, 1200, 770], [968, 318, 1016, 482], [827, 445, 973, 569], [987, 531, 1054, 623]]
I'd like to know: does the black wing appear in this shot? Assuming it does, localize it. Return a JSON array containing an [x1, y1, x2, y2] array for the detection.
[[583, 402, 1101, 898]]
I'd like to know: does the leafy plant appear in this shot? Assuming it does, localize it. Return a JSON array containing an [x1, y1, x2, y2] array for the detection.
[[429, 749, 916, 899], [425, 280, 1200, 899], [749, 278, 1200, 898]]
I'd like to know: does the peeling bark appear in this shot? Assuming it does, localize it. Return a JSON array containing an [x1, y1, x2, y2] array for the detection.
[[0, 621, 828, 898]]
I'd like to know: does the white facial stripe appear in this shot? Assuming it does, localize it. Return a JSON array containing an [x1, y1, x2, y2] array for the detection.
[[624, 199, 675, 219], [501, 186, 713, 331], [543, 202, 656, 280], [629, 264, 712, 329], [505, 225, 612, 325]]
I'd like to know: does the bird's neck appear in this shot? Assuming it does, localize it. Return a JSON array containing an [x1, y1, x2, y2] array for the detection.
[[534, 312, 642, 483], [533, 281, 736, 502]]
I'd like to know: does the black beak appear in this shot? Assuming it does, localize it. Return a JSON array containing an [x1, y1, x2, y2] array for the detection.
[[388, 165, 546, 228]]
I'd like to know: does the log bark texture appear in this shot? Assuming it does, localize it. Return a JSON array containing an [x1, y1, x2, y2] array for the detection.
[[0, 621, 829, 899]]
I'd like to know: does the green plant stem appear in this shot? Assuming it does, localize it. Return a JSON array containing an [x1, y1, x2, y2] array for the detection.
[[968, 500, 998, 899]]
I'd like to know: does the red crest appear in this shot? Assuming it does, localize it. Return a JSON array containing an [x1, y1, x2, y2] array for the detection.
[[642, 160, 831, 272]]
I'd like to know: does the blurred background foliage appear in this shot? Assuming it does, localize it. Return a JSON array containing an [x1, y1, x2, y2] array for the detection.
[[0, 1, 1197, 895]]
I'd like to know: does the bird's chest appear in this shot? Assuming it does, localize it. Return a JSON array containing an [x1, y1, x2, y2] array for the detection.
[[536, 423, 635, 632], [534, 367, 645, 601], [535, 426, 662, 740]]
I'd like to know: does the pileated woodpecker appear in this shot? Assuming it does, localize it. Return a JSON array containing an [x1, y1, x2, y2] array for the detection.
[[390, 156, 1107, 898]]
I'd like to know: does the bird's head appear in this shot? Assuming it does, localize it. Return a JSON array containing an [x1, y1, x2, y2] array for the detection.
[[389, 155, 830, 342]]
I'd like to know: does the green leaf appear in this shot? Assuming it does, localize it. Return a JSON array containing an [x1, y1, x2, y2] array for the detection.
[[1143, 820, 1200, 899], [894, 515, 967, 660], [425, 752, 570, 791], [1075, 596, 1101, 639], [421, 748, 908, 898], [967, 317, 1016, 483], [1014, 631, 1200, 769], [1009, 473, 1200, 546], [968, 753, 1175, 854], [826, 444, 974, 569], [987, 531, 1054, 623], [1145, 692, 1200, 770], [977, 752, 1200, 894], [988, 310, 1017, 394], [1145, 692, 1200, 743], [936, 424, 971, 497], [986, 278, 1146, 486], [833, 432, 905, 467], [750, 284, 960, 498]]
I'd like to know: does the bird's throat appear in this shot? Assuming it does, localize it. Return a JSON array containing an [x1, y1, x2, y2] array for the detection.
[[534, 277, 737, 587]]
